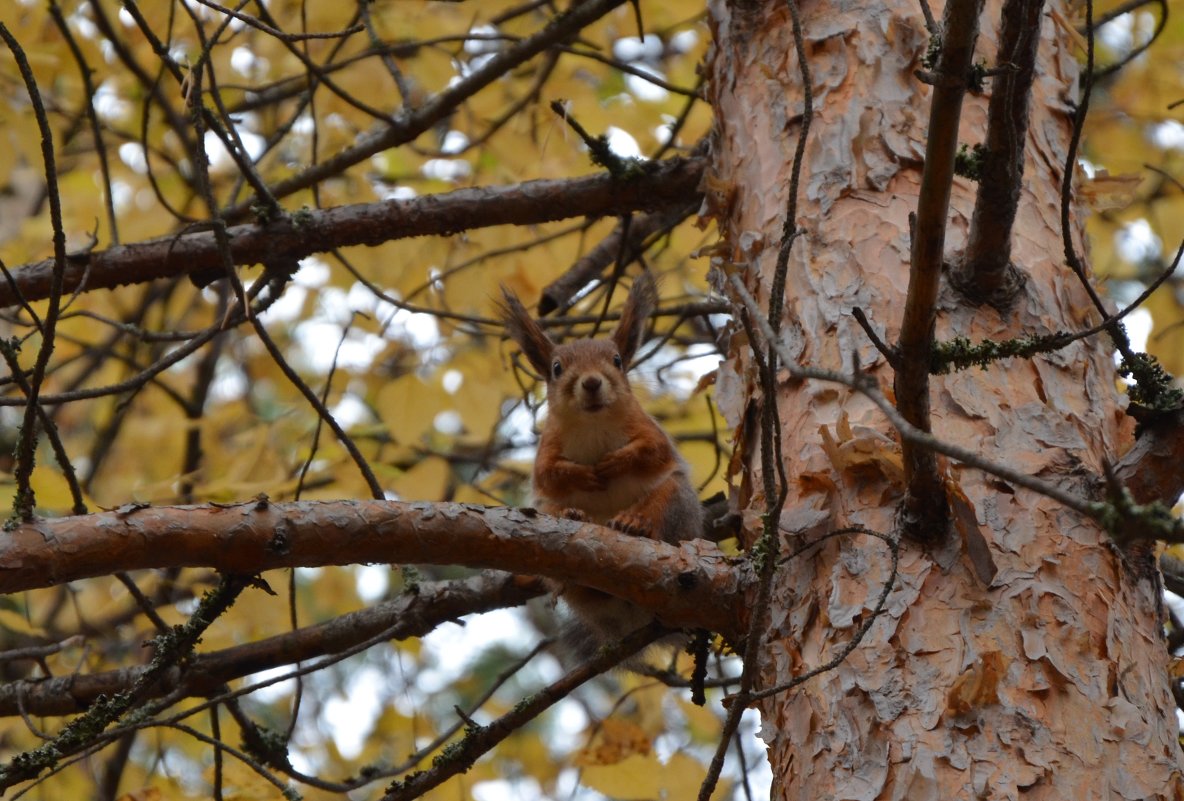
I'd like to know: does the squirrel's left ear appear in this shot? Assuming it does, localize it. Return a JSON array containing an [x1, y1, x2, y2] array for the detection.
[[499, 287, 556, 378], [612, 272, 657, 368]]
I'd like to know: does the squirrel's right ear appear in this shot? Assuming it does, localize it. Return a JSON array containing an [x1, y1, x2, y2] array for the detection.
[[612, 272, 658, 368], [499, 287, 555, 378]]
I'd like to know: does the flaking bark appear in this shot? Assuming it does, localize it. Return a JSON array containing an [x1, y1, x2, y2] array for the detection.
[[707, 0, 1182, 797]]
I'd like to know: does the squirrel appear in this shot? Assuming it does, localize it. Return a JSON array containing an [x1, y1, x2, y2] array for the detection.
[[500, 272, 703, 661]]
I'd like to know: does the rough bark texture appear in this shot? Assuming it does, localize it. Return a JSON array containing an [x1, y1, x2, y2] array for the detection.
[[706, 0, 1183, 798]]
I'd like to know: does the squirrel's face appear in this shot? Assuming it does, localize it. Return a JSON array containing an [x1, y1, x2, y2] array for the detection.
[[546, 339, 632, 417]]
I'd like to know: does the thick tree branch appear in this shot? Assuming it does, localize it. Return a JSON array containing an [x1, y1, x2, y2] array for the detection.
[[894, 0, 984, 541], [0, 156, 704, 307], [0, 500, 746, 636], [0, 572, 543, 718]]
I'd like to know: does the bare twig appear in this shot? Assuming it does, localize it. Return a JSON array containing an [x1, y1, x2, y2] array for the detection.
[[1059, 0, 1137, 364], [1082, 0, 1167, 79], [539, 199, 701, 315], [0, 22, 71, 521], [0, 573, 544, 718], [47, 2, 119, 245], [0, 575, 252, 792], [729, 273, 1101, 517]]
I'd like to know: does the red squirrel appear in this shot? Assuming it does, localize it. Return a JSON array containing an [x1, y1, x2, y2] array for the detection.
[[500, 272, 703, 659]]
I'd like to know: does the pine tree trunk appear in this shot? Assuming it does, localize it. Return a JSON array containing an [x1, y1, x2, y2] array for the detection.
[[706, 0, 1184, 797]]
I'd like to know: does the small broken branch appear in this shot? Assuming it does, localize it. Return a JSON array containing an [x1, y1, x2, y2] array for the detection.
[[538, 198, 701, 315], [953, 0, 1045, 305]]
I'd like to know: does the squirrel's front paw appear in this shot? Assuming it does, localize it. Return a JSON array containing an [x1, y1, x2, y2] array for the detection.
[[608, 513, 655, 538], [561, 508, 588, 522]]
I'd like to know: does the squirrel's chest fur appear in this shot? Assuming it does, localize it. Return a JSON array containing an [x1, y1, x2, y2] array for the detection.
[[541, 416, 671, 523]]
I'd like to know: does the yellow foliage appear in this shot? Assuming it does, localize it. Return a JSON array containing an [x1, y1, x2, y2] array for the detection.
[[27, 468, 86, 516], [575, 719, 653, 766], [6, 0, 1177, 796], [580, 752, 720, 800], [0, 607, 43, 638], [377, 374, 447, 446], [391, 455, 452, 500], [116, 787, 163, 801], [677, 697, 728, 743], [1144, 289, 1184, 380]]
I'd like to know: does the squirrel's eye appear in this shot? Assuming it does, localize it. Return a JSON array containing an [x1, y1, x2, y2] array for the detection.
[[612, 353, 624, 370], [551, 360, 563, 379]]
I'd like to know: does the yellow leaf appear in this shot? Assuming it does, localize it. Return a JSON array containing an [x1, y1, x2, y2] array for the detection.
[[677, 697, 726, 743], [377, 375, 448, 445], [448, 345, 514, 439], [946, 650, 1007, 716], [1144, 288, 1184, 380], [391, 456, 451, 501], [28, 468, 88, 516], [657, 752, 722, 800], [0, 608, 42, 637], [116, 788, 162, 801], [1080, 117, 1150, 174], [452, 483, 496, 505], [580, 753, 665, 798], [819, 413, 905, 485], [580, 752, 717, 800], [1079, 170, 1143, 211], [716, 537, 742, 556], [575, 719, 652, 766], [1149, 195, 1184, 267]]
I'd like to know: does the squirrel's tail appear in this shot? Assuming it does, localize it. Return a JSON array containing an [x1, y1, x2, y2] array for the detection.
[[555, 586, 685, 669]]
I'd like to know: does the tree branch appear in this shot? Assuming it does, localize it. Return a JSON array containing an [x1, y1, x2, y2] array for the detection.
[[0, 500, 746, 636], [0, 572, 543, 718], [894, 0, 984, 541], [0, 156, 704, 307], [537, 198, 701, 316]]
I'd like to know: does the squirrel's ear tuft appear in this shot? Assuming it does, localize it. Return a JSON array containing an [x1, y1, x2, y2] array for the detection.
[[612, 272, 658, 368], [499, 286, 555, 378]]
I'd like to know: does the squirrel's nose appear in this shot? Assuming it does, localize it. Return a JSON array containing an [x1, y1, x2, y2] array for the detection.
[[582, 376, 602, 393]]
